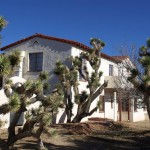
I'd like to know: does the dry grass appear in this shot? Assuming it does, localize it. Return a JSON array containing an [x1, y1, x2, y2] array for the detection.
[[0, 121, 150, 150]]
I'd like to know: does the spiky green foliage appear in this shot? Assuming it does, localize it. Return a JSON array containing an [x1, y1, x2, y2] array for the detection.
[[5, 79, 13, 85], [96, 100, 101, 108], [0, 16, 7, 31], [39, 71, 49, 81], [90, 38, 105, 47], [8, 50, 21, 68], [0, 50, 21, 78], [54, 59, 81, 122], [128, 38, 150, 119], [99, 71, 103, 78], [23, 77, 48, 96], [88, 72, 100, 88], [9, 92, 20, 111], [55, 38, 108, 123], [25, 106, 52, 126], [0, 16, 7, 49], [54, 61, 67, 75], [43, 82, 50, 90], [75, 91, 88, 104], [0, 56, 11, 77]]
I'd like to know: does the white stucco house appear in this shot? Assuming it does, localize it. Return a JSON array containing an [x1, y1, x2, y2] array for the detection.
[[0, 33, 148, 128]]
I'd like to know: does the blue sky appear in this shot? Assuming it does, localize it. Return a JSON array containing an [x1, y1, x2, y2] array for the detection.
[[1, 0, 150, 55]]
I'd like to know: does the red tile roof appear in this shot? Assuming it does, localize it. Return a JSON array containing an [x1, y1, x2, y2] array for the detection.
[[101, 53, 118, 63], [111, 56, 129, 62], [0, 33, 120, 63], [0, 33, 89, 51]]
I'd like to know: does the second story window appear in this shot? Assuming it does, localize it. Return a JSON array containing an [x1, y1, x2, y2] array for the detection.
[[109, 64, 113, 76], [29, 52, 43, 71]]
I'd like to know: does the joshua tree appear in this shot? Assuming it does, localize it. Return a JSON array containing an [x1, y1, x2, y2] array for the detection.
[[0, 71, 63, 148], [0, 17, 62, 148], [128, 38, 150, 119], [54, 38, 108, 123], [0, 16, 14, 86], [0, 50, 21, 129], [0, 16, 7, 45], [0, 16, 7, 31]]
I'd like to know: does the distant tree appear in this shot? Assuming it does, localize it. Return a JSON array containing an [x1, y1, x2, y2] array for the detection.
[[113, 62, 142, 121], [127, 38, 150, 119], [54, 38, 108, 123], [0, 71, 63, 149]]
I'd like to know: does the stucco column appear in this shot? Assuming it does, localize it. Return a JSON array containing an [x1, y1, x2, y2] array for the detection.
[[18, 51, 25, 78], [113, 92, 117, 121], [130, 99, 134, 122]]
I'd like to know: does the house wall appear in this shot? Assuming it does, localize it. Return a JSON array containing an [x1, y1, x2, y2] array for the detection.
[[1, 37, 74, 127], [100, 58, 118, 77], [133, 109, 149, 122], [100, 58, 118, 121], [4, 37, 72, 90]]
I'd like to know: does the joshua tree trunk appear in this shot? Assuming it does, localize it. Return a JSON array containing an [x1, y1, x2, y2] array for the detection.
[[72, 106, 98, 123], [7, 101, 27, 146], [37, 139, 45, 150], [72, 114, 84, 123], [66, 107, 72, 123], [71, 82, 107, 123], [65, 95, 72, 123], [7, 110, 24, 146]]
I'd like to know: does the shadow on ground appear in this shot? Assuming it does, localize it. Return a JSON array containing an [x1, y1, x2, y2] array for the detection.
[[1, 133, 150, 150], [0, 121, 150, 150]]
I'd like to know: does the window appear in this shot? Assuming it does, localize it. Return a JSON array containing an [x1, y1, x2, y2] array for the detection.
[[99, 95, 105, 112], [109, 64, 113, 76], [29, 52, 43, 71]]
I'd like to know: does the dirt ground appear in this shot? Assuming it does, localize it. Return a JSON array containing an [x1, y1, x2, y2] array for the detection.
[[0, 120, 150, 150]]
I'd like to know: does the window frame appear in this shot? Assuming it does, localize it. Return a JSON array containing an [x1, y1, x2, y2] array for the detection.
[[28, 52, 43, 72], [109, 64, 113, 76]]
